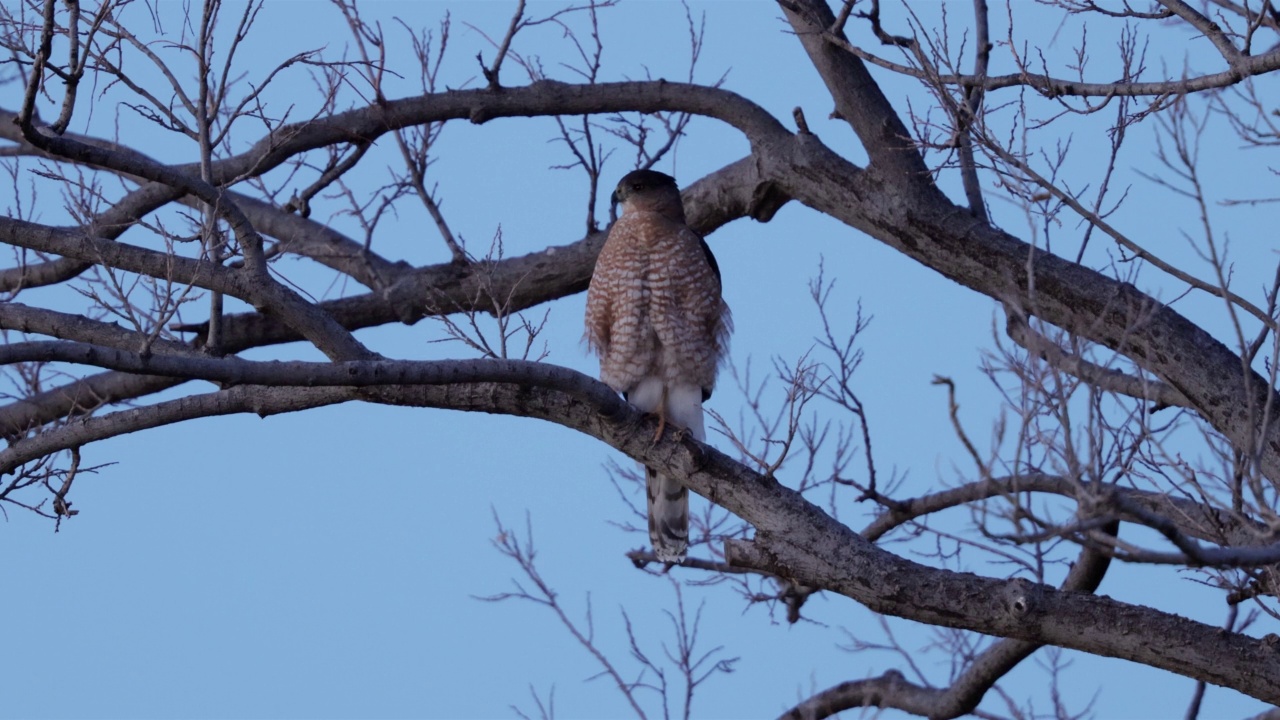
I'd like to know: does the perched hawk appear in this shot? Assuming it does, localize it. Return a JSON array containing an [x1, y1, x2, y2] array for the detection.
[[584, 170, 732, 563]]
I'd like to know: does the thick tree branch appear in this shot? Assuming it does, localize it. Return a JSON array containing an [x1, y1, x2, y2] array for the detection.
[[3, 4, 1279, 715], [7, 354, 1273, 701], [0, 256, 89, 293], [0, 215, 376, 361], [8, 112, 1280, 496], [0, 360, 622, 475], [783, 520, 1119, 720], [1157, 0, 1245, 63], [0, 372, 185, 440], [1004, 309, 1191, 410], [1, 81, 791, 218], [210, 191, 411, 290], [750, 130, 1280, 485], [6, 69, 1276, 496], [4, 340, 1273, 567], [0, 181, 186, 293], [778, 0, 930, 182], [0, 303, 201, 356], [0, 156, 775, 434], [5, 356, 1272, 700]]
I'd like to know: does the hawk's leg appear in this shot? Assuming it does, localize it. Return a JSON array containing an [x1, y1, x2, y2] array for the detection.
[[652, 384, 669, 442]]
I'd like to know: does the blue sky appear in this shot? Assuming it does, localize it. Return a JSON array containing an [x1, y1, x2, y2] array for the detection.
[[3, 1, 1277, 718]]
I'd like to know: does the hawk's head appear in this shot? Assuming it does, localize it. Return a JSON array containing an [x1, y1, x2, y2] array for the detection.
[[611, 170, 685, 222]]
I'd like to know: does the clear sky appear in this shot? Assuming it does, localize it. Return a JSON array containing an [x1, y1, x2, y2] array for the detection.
[[3, 1, 1276, 718]]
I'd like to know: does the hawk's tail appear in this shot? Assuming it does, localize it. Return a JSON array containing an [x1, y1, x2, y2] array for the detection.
[[631, 380, 704, 564], [647, 467, 689, 563]]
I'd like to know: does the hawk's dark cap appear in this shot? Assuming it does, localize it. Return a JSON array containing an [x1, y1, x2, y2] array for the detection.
[[617, 169, 678, 192]]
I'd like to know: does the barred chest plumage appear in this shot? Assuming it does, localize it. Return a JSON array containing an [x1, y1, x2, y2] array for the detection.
[[584, 210, 728, 397]]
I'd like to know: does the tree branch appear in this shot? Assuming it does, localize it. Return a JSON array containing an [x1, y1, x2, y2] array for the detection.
[[1, 350, 1274, 704]]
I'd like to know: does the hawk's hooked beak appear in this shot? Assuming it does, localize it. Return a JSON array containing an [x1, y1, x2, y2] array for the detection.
[[609, 187, 620, 224]]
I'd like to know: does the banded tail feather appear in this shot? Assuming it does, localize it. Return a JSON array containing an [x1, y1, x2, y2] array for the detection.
[[647, 467, 689, 562], [629, 378, 704, 563]]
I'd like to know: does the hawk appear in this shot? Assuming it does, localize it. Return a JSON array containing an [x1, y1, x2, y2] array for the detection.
[[584, 170, 732, 563]]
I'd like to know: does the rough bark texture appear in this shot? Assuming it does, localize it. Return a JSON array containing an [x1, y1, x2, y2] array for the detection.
[[4, 0, 1280, 715]]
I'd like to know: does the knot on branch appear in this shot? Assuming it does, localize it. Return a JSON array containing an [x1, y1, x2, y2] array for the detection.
[[724, 536, 771, 571], [1003, 577, 1042, 618], [748, 180, 789, 222]]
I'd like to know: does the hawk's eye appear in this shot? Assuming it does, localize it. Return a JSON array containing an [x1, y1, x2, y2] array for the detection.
[[631, 183, 645, 192]]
